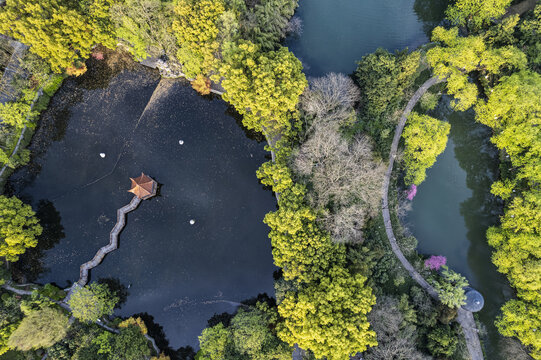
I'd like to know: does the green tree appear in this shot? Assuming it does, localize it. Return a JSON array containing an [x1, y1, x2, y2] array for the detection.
[[432, 266, 468, 308], [111, 0, 176, 60], [496, 299, 541, 359], [220, 41, 307, 136], [0, 0, 115, 73], [7, 307, 69, 351], [277, 266, 377, 360], [68, 283, 118, 322], [171, 0, 225, 77], [0, 293, 23, 355], [427, 26, 526, 110], [0, 102, 37, 131], [427, 324, 459, 357], [446, 0, 512, 31], [355, 48, 421, 153], [198, 323, 232, 359], [402, 112, 450, 185], [230, 308, 290, 360], [0, 196, 42, 262]]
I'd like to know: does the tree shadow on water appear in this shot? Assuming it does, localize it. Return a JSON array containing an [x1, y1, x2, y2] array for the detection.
[[97, 277, 129, 309], [11, 199, 65, 283]]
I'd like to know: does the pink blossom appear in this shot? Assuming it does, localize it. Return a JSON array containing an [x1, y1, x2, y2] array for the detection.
[[425, 255, 447, 271], [406, 184, 417, 200], [91, 51, 104, 60]]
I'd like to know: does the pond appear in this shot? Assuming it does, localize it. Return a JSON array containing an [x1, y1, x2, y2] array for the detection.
[[8, 61, 277, 350], [286, 0, 450, 76], [407, 98, 512, 359]]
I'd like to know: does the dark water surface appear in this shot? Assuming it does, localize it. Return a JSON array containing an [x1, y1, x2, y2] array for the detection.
[[9, 65, 277, 349], [407, 98, 512, 358], [286, 0, 450, 76]]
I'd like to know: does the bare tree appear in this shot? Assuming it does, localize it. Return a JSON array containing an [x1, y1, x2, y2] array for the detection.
[[293, 126, 385, 243], [365, 296, 431, 360], [286, 16, 303, 36], [301, 72, 360, 120]]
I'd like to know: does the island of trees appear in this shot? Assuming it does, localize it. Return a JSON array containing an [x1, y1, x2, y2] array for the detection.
[[0, 0, 538, 359]]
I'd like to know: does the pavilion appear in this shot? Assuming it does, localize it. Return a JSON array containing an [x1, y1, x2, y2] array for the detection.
[[128, 173, 157, 200]]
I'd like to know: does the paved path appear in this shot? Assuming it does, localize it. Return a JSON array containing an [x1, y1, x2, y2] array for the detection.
[[381, 75, 484, 360]]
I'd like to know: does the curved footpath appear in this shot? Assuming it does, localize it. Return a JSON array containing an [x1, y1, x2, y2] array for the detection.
[[381, 76, 484, 360]]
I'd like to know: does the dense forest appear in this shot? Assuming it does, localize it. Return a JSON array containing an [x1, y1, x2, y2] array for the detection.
[[0, 0, 539, 359]]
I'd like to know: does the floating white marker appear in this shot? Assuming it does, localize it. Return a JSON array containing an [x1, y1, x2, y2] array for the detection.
[[99, 153, 106, 158], [179, 140, 184, 145], [189, 219, 195, 225]]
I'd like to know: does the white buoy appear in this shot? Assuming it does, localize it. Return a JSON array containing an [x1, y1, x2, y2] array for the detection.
[[179, 140, 184, 145], [189, 219, 195, 225], [99, 153, 106, 158]]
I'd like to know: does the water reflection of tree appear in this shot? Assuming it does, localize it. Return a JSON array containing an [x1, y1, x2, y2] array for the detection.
[[446, 107, 511, 359], [413, 0, 451, 36], [12, 200, 65, 282]]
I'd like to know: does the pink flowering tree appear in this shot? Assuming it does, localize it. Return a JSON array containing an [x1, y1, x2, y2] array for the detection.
[[425, 255, 447, 271], [406, 184, 417, 200], [91, 51, 104, 60]]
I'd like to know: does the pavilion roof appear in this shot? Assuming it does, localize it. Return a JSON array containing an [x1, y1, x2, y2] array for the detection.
[[128, 173, 156, 199]]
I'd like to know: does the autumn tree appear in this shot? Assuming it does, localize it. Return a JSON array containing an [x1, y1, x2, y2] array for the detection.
[[220, 41, 307, 136], [0, 0, 116, 73], [402, 112, 450, 185], [427, 26, 526, 110], [8, 307, 69, 351], [0, 196, 42, 262], [446, 0, 512, 31], [171, 0, 224, 78], [68, 283, 118, 322]]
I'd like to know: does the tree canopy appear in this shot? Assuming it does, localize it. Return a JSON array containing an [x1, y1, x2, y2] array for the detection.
[[0, 0, 115, 73], [8, 306, 69, 351], [446, 0, 512, 31], [68, 283, 119, 322], [0, 196, 42, 262], [402, 112, 450, 186]]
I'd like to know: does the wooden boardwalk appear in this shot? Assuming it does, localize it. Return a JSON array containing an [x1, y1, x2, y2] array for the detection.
[[77, 195, 142, 287], [381, 76, 484, 360]]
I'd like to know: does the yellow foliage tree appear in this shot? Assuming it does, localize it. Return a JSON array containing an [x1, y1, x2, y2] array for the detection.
[[0, 0, 115, 73], [278, 266, 377, 360], [220, 41, 307, 136], [171, 0, 224, 78]]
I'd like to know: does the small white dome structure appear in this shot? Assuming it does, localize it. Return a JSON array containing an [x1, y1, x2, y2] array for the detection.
[[189, 219, 195, 225], [99, 153, 106, 158]]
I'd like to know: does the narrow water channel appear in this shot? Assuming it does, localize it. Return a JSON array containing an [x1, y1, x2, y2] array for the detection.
[[8, 61, 277, 349], [407, 98, 512, 359]]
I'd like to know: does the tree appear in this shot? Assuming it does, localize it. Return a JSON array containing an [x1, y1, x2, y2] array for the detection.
[[230, 308, 290, 360], [446, 0, 512, 31], [171, 0, 225, 78], [198, 323, 232, 359], [0, 0, 115, 73], [7, 307, 69, 351], [364, 296, 428, 360], [432, 266, 468, 308], [0, 101, 37, 131], [192, 75, 212, 95], [0, 196, 42, 262], [68, 283, 118, 322], [278, 266, 377, 360], [220, 41, 307, 136], [355, 48, 421, 153], [402, 112, 450, 185], [426, 324, 459, 357], [112, 325, 152, 359], [496, 300, 541, 359], [111, 0, 177, 60], [427, 26, 527, 110]]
